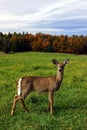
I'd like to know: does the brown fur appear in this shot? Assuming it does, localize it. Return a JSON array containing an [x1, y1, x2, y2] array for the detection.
[[11, 59, 69, 115]]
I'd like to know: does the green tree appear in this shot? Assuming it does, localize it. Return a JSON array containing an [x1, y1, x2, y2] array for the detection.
[[0, 32, 3, 51]]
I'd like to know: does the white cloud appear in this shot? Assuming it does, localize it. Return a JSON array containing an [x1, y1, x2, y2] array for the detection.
[[0, 0, 87, 35]]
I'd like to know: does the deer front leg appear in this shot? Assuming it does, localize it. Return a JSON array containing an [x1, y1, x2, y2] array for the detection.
[[48, 91, 54, 114]]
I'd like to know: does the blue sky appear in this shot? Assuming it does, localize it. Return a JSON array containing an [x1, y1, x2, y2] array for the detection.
[[0, 0, 87, 35]]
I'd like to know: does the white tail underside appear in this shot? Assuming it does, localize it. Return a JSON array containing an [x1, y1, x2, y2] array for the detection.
[[17, 78, 22, 96]]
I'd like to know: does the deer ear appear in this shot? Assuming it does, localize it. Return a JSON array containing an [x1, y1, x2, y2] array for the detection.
[[64, 59, 70, 65], [52, 59, 58, 65]]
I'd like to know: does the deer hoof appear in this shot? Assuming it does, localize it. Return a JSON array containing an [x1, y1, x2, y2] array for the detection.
[[11, 110, 14, 116]]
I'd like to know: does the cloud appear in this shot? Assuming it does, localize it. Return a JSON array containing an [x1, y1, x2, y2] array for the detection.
[[0, 0, 87, 35]]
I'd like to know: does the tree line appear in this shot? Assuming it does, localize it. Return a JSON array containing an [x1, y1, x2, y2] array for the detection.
[[0, 32, 87, 54]]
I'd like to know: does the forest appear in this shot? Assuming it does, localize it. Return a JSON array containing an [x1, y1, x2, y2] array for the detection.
[[0, 32, 87, 54]]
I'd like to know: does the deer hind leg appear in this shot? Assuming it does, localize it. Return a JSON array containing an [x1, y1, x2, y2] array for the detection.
[[11, 95, 19, 115], [11, 95, 27, 115], [48, 91, 54, 114], [20, 97, 28, 112]]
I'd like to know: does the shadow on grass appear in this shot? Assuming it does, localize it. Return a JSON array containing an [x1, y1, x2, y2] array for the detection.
[[53, 103, 84, 115]]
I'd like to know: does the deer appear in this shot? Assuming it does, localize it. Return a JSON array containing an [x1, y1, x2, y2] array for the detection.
[[11, 59, 70, 115]]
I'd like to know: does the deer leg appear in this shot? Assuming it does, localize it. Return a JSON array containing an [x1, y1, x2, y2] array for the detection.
[[11, 95, 26, 115], [20, 98, 28, 112], [11, 95, 20, 115], [48, 91, 54, 114]]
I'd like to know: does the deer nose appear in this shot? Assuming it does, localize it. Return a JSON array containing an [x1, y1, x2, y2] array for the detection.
[[59, 68, 62, 72], [58, 66, 64, 72]]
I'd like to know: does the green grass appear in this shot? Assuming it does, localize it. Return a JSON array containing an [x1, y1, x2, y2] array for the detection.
[[0, 52, 87, 130]]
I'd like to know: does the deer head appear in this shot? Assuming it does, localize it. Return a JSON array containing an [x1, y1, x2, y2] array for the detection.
[[52, 59, 70, 72]]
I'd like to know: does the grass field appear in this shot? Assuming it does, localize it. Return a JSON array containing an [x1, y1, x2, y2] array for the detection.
[[0, 52, 87, 130]]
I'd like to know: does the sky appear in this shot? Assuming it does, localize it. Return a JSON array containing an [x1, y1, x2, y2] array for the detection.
[[0, 0, 87, 35]]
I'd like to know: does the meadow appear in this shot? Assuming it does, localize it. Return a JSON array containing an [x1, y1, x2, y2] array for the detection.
[[0, 52, 87, 130]]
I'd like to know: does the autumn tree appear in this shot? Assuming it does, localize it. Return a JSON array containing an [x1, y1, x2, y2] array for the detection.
[[0, 32, 87, 54]]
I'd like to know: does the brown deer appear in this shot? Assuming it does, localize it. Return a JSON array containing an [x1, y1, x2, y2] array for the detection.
[[11, 59, 70, 115]]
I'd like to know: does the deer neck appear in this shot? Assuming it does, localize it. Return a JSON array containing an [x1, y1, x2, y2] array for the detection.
[[56, 70, 64, 83]]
